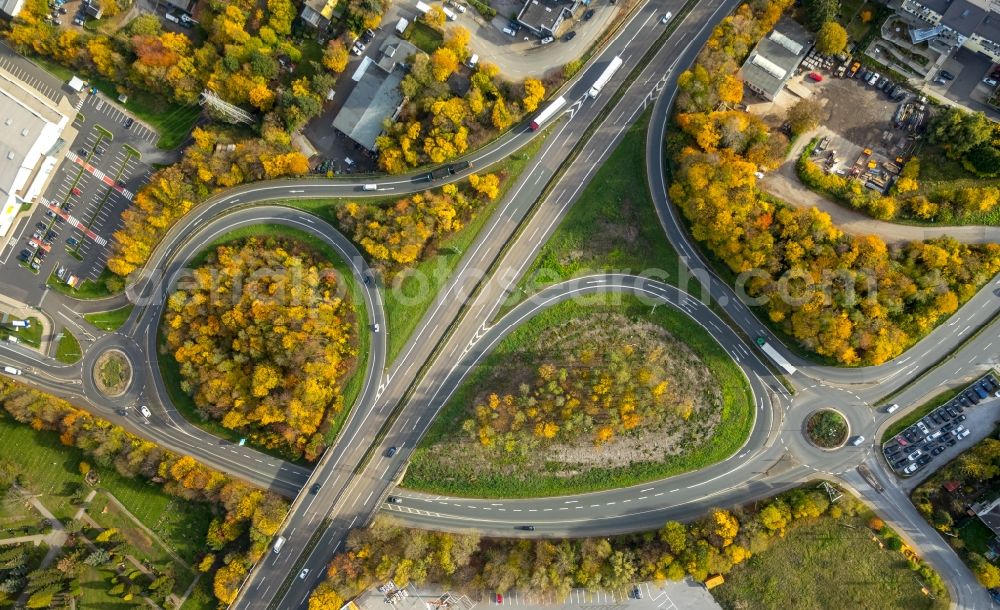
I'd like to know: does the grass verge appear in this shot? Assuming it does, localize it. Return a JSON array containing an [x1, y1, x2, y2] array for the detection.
[[47, 266, 122, 300], [158, 225, 370, 460], [84, 305, 134, 331], [713, 511, 947, 610], [0, 315, 42, 348], [55, 329, 82, 364], [402, 294, 753, 498]]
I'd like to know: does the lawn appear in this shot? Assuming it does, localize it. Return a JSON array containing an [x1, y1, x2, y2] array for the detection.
[[159, 225, 370, 461], [713, 513, 948, 610], [402, 294, 754, 498], [284, 130, 547, 364], [84, 305, 134, 331], [0, 315, 42, 348], [407, 21, 443, 54], [880, 387, 964, 443], [513, 109, 680, 301], [47, 266, 123, 300], [914, 145, 1000, 226], [55, 329, 82, 364]]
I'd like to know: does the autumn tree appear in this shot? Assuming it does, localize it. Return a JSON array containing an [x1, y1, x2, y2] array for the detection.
[[786, 98, 824, 135], [431, 47, 459, 81], [323, 39, 350, 73], [424, 5, 447, 29], [492, 98, 512, 129], [522, 78, 545, 113], [815, 21, 848, 54]]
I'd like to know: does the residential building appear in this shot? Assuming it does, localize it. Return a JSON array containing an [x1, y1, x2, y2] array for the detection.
[[0, 0, 23, 18], [973, 495, 1000, 537], [516, 0, 580, 37], [331, 36, 419, 152], [739, 17, 813, 100], [901, 0, 1000, 62], [0, 66, 76, 239], [301, 0, 339, 29]]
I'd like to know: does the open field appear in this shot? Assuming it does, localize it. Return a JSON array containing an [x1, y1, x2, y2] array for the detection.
[[84, 305, 134, 331], [713, 514, 948, 610], [0, 315, 42, 347], [55, 329, 82, 363], [403, 294, 752, 497]]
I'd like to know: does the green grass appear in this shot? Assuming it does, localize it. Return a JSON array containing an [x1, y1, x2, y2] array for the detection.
[[84, 305, 134, 331], [713, 512, 948, 610], [30, 54, 198, 150], [0, 415, 212, 571], [408, 21, 443, 54], [55, 330, 82, 364], [283, 132, 547, 364], [958, 518, 995, 556], [47, 266, 122, 299], [0, 315, 42, 348], [513, 110, 680, 301], [158, 225, 370, 460], [880, 387, 964, 443], [402, 294, 754, 498]]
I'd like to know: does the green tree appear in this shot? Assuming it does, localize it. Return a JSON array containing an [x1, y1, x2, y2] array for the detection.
[[803, 0, 839, 30], [787, 98, 824, 135]]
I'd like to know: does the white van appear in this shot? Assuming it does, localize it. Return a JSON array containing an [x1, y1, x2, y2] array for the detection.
[[363, 184, 378, 191], [164, 11, 179, 23], [273, 535, 286, 554], [7, 336, 18, 344], [2, 366, 21, 376], [467, 53, 479, 68]]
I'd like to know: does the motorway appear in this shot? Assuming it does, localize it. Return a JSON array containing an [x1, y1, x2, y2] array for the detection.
[[0, 0, 996, 607]]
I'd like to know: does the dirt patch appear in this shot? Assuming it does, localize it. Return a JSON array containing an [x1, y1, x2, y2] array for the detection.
[[94, 350, 131, 397]]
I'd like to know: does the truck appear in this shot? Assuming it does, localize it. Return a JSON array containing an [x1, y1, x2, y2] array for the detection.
[[530, 96, 567, 131], [588, 55, 623, 98], [755, 336, 797, 376], [442, 6, 457, 20], [430, 167, 451, 180]]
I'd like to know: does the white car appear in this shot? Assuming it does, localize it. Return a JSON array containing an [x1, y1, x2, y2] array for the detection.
[[956, 429, 971, 440], [951, 425, 967, 437], [299, 568, 310, 579], [661, 11, 672, 23], [372, 324, 380, 333], [851, 435, 865, 446], [907, 449, 922, 461], [540, 36, 553, 44], [140, 405, 152, 418], [915, 420, 929, 434], [984, 78, 998, 87], [867, 72, 880, 86], [503, 26, 516, 36], [903, 462, 919, 474]]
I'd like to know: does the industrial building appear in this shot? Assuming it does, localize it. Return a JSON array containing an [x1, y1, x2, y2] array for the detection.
[[739, 17, 814, 100], [0, 65, 76, 239]]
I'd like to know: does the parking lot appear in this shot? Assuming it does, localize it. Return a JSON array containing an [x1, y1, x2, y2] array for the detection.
[[882, 373, 1000, 479], [0, 92, 154, 303]]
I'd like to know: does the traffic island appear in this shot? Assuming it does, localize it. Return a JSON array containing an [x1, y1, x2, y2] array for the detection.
[[93, 349, 132, 398], [804, 409, 849, 450]]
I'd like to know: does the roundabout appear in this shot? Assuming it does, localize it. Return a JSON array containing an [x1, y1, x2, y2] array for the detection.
[[804, 409, 849, 450], [92, 348, 132, 398]]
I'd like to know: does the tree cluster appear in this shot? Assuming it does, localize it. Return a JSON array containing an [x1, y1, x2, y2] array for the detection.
[[163, 238, 357, 461], [310, 484, 945, 608], [107, 127, 309, 277], [376, 26, 545, 173], [0, 378, 289, 608], [336, 177, 500, 274], [4, 0, 335, 132], [669, 0, 1000, 365], [927, 108, 1000, 178]]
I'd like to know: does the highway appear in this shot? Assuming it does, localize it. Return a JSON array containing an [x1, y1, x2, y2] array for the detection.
[[0, 0, 995, 607]]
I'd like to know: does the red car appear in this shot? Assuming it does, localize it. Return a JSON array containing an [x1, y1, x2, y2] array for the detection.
[[71, 187, 82, 196], [808, 72, 823, 82], [495, 594, 503, 604]]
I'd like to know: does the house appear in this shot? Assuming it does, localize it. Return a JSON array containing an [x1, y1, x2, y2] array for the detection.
[[516, 0, 580, 38], [973, 496, 1000, 537], [0, 67, 76, 238], [300, 0, 339, 30], [331, 36, 419, 152], [739, 17, 813, 101], [900, 0, 1000, 62]]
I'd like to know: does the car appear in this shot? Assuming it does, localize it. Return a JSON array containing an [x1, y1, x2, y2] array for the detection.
[[943, 422, 956, 432], [66, 237, 78, 246], [372, 323, 380, 333], [966, 391, 980, 404], [36, 222, 47, 231], [931, 446, 945, 456], [94, 147, 104, 155], [387, 496, 402, 504], [939, 70, 955, 80], [929, 413, 942, 425], [353, 41, 365, 52], [361, 30, 374, 44], [660, 11, 672, 23], [502, 26, 516, 36], [2, 366, 22, 376], [851, 435, 865, 446], [631, 586, 643, 599], [518, 525, 535, 531], [139, 405, 151, 418], [299, 568, 310, 579], [985, 78, 999, 87], [867, 72, 880, 86], [385, 446, 397, 458], [45, 210, 55, 219], [885, 403, 900, 413], [115, 408, 127, 416], [946, 437, 957, 446], [496, 594, 503, 604], [932, 77, 947, 85], [540, 36, 553, 44], [448, 0, 466, 12], [30, 260, 40, 270], [310, 483, 321, 494], [583, 8, 594, 19], [876, 77, 889, 89], [917, 454, 933, 466], [946, 407, 958, 418], [807, 72, 823, 82], [892, 458, 907, 469], [563, 31, 576, 41], [45, 230, 56, 240], [18, 249, 30, 261], [123, 117, 134, 129], [903, 462, 920, 474], [907, 449, 923, 461], [61, 202, 73, 212], [72, 16, 83, 25], [351, 44, 363, 55], [508, 20, 520, 32], [71, 187, 82, 196], [881, 79, 894, 92], [915, 421, 929, 434], [77, 148, 87, 156], [951, 425, 967, 437], [958, 429, 971, 440]]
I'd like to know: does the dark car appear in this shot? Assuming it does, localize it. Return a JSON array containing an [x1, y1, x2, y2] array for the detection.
[[36, 222, 47, 231], [17, 249, 31, 261], [958, 414, 967, 422], [363, 274, 372, 285], [931, 446, 945, 456], [946, 437, 957, 446], [310, 483, 321, 494], [61, 202, 73, 212], [518, 525, 535, 531], [966, 391, 980, 404], [385, 446, 397, 458], [387, 496, 402, 504], [939, 70, 955, 80], [563, 31, 576, 42], [917, 454, 933, 466], [946, 407, 958, 418], [929, 413, 942, 425], [892, 458, 907, 469], [45, 230, 56, 240], [508, 20, 520, 32], [66, 237, 78, 246], [583, 8, 595, 19], [123, 117, 134, 129], [77, 147, 87, 156]]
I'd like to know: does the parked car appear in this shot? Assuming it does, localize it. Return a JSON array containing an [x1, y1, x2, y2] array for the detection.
[[563, 31, 576, 41], [939, 69, 955, 80], [807, 72, 823, 82], [71, 187, 81, 196], [583, 8, 594, 19], [540, 36, 553, 44]]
